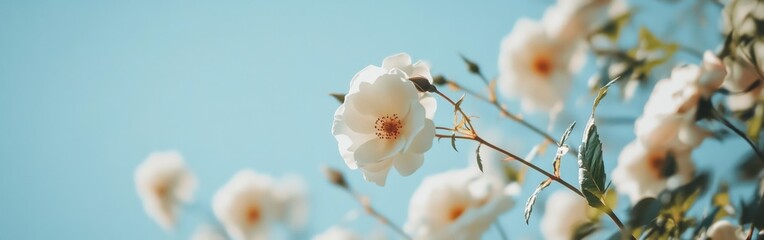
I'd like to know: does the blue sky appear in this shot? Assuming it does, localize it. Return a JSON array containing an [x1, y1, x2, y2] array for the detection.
[[0, 0, 753, 239]]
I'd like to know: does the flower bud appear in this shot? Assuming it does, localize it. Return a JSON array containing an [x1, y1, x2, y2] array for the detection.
[[408, 76, 435, 92], [322, 166, 348, 190]]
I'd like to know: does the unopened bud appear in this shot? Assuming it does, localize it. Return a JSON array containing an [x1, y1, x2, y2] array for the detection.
[[408, 76, 436, 92], [322, 166, 349, 189], [432, 75, 447, 86], [460, 55, 481, 75]]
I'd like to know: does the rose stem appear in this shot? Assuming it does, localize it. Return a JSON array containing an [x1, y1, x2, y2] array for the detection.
[[433, 89, 631, 239]]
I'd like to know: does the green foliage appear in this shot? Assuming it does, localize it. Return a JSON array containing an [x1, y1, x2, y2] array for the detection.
[[598, 12, 632, 41], [523, 178, 552, 224], [628, 197, 661, 229], [475, 144, 483, 172], [572, 222, 599, 239], [627, 27, 678, 80], [553, 122, 576, 177], [637, 173, 710, 239], [578, 118, 607, 208]]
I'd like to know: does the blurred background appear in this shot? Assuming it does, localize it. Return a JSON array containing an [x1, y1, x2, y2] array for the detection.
[[0, 0, 753, 239]]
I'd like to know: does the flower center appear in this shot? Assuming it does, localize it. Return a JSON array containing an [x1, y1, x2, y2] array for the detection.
[[154, 184, 169, 198], [647, 152, 677, 179], [532, 54, 553, 77], [374, 114, 402, 140], [448, 205, 466, 222], [245, 205, 261, 225]]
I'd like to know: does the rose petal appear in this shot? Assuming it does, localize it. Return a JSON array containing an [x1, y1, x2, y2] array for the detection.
[[382, 53, 413, 70], [348, 71, 417, 117], [360, 159, 394, 186], [393, 152, 424, 177], [405, 119, 434, 154], [353, 138, 405, 165]]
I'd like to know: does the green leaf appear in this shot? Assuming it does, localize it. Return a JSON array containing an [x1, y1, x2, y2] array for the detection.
[[691, 206, 720, 238], [628, 197, 661, 228], [560, 121, 576, 144], [737, 151, 764, 180], [712, 182, 730, 207], [572, 222, 599, 240], [330, 93, 345, 104], [553, 122, 576, 177], [450, 133, 458, 152], [476, 144, 484, 172], [524, 178, 552, 224], [578, 118, 607, 208]]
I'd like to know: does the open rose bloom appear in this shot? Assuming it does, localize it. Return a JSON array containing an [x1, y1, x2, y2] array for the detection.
[[497, 19, 585, 112], [134, 151, 197, 231], [613, 52, 726, 204], [611, 141, 695, 203], [213, 170, 308, 240], [404, 169, 518, 240], [540, 191, 592, 240], [332, 53, 437, 186]]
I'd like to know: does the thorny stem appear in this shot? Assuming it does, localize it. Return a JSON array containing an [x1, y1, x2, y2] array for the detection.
[[338, 187, 412, 240], [442, 80, 579, 156], [433, 90, 631, 239]]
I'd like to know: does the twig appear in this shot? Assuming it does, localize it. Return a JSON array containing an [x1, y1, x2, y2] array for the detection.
[[711, 108, 764, 162], [442, 80, 579, 156], [323, 167, 412, 240], [433, 89, 631, 238]]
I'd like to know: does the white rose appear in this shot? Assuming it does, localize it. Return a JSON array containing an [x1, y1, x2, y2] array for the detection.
[[404, 169, 516, 240], [272, 175, 309, 231], [332, 53, 437, 186], [722, 0, 764, 37], [723, 43, 764, 111], [191, 225, 227, 240], [705, 220, 745, 240], [497, 19, 586, 112], [212, 170, 277, 240], [611, 142, 695, 204], [635, 64, 717, 151], [134, 150, 197, 231], [540, 191, 591, 240], [313, 226, 362, 240], [543, 0, 628, 40]]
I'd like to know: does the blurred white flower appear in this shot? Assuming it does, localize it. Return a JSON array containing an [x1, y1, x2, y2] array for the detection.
[[611, 142, 695, 203], [634, 62, 721, 151], [498, 19, 586, 112], [705, 220, 745, 240], [405, 169, 517, 240], [134, 150, 197, 231], [722, 44, 764, 111], [540, 191, 591, 240], [722, 0, 764, 37], [543, 0, 628, 40], [272, 175, 309, 231], [332, 53, 437, 186], [700, 51, 728, 96], [313, 226, 361, 240], [191, 225, 227, 240], [213, 170, 277, 240]]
